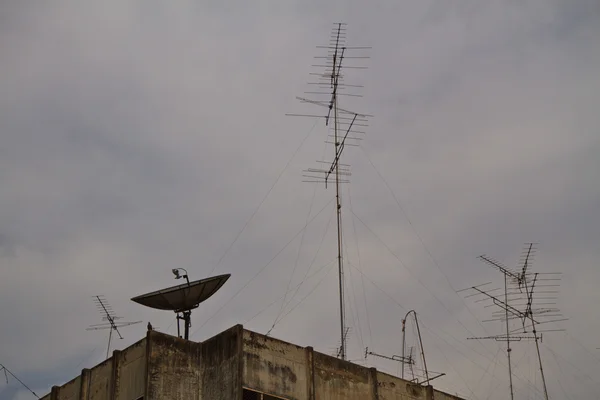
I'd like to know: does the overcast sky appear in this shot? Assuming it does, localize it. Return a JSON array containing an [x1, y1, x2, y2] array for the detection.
[[1, 1, 599, 399]]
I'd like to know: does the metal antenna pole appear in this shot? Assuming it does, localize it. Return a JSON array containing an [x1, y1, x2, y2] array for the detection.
[[413, 312, 430, 385], [522, 271, 549, 400], [333, 63, 347, 361], [106, 326, 113, 360], [533, 328, 549, 400], [402, 317, 406, 379], [504, 273, 515, 400], [183, 310, 191, 340]]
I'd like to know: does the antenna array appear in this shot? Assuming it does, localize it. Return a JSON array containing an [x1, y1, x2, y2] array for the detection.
[[287, 22, 371, 361], [365, 310, 445, 385], [459, 243, 565, 400], [86, 295, 141, 359]]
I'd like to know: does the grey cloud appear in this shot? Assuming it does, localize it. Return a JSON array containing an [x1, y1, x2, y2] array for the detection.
[[1, 1, 599, 399]]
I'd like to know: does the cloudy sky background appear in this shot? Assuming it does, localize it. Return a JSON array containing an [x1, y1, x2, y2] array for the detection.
[[1, 1, 599, 399]]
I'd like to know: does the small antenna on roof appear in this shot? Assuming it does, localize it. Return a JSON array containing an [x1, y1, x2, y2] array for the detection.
[[86, 295, 142, 359]]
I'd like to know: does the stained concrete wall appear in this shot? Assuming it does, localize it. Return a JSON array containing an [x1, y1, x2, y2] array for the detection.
[[39, 325, 466, 400], [146, 331, 202, 400], [377, 371, 428, 400], [88, 358, 112, 400], [41, 340, 145, 400], [200, 325, 243, 400], [240, 330, 465, 400], [432, 390, 466, 400], [115, 338, 146, 400], [313, 352, 377, 400], [57, 376, 80, 400], [243, 330, 308, 399], [145, 325, 243, 400]]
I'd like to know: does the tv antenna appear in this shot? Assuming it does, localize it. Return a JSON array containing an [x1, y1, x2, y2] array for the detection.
[[364, 347, 414, 366], [0, 363, 39, 398], [459, 243, 565, 400], [365, 310, 445, 385], [286, 22, 371, 361], [402, 310, 445, 385], [364, 346, 415, 381], [86, 296, 142, 359], [131, 270, 230, 340]]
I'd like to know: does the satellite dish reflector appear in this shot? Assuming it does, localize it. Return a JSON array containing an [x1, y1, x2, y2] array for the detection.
[[131, 274, 231, 313]]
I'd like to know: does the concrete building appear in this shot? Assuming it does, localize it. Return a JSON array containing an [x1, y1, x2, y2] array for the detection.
[[41, 325, 466, 400]]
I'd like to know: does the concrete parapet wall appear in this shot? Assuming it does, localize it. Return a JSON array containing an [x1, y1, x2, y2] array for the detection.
[[243, 330, 308, 400], [377, 370, 427, 400], [88, 358, 112, 400], [313, 352, 374, 400], [56, 376, 80, 400], [433, 389, 466, 400], [200, 324, 243, 400], [146, 331, 202, 400], [38, 325, 465, 400], [115, 338, 146, 400]]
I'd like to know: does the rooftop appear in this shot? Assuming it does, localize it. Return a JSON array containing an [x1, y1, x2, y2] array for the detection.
[[41, 324, 466, 400]]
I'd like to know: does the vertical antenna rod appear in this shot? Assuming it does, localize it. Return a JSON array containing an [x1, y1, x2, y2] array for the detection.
[[332, 25, 346, 360], [520, 244, 549, 400], [315, 22, 350, 360], [503, 273, 515, 400]]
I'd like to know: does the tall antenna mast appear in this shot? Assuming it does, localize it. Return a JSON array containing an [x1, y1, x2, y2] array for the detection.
[[86, 295, 142, 359], [287, 22, 371, 360]]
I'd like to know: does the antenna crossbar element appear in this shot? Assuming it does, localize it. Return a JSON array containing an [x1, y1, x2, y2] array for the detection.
[[88, 295, 141, 359], [479, 255, 520, 281], [365, 347, 414, 365], [287, 22, 371, 362], [467, 335, 541, 342]]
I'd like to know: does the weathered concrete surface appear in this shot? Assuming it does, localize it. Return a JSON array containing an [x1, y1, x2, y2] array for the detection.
[[88, 358, 112, 400], [433, 389, 467, 400], [313, 351, 374, 400], [377, 370, 427, 400], [146, 330, 202, 400], [201, 324, 243, 400], [38, 324, 466, 400], [79, 368, 91, 400], [243, 330, 308, 400], [115, 338, 146, 400], [57, 376, 80, 400]]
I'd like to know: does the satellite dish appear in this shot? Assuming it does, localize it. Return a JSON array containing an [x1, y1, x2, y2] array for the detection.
[[131, 273, 230, 339]]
